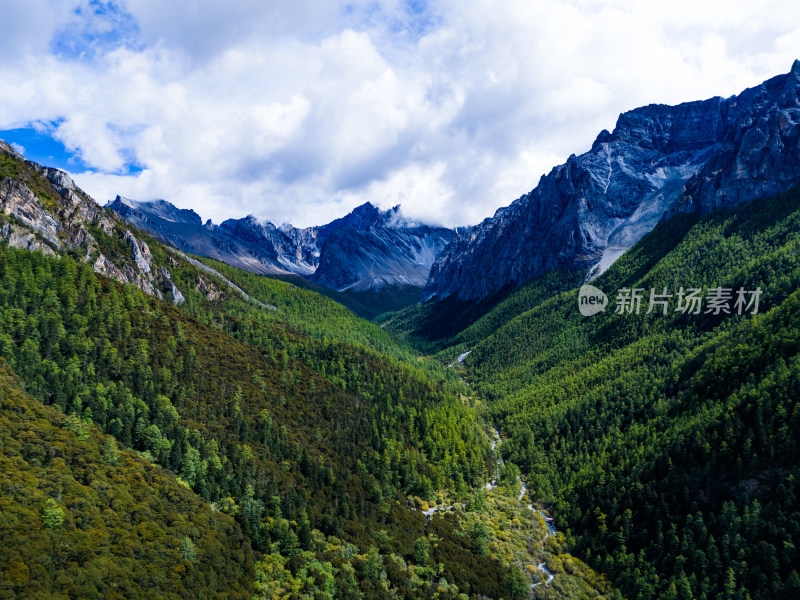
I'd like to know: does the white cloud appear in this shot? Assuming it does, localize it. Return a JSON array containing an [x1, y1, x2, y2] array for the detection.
[[0, 0, 798, 227], [0, 0, 71, 59]]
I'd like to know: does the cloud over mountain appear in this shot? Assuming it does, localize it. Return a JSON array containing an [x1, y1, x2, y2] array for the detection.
[[1, 1, 798, 227]]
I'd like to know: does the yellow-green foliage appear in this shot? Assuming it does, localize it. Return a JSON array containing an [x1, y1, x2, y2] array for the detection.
[[434, 483, 614, 599], [0, 359, 254, 600]]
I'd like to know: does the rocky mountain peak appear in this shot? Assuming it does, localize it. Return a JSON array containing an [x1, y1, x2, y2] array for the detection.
[[424, 61, 800, 301], [109, 194, 454, 299], [108, 196, 203, 226], [218, 214, 280, 244], [350, 201, 380, 218], [320, 201, 383, 234], [311, 203, 455, 292]]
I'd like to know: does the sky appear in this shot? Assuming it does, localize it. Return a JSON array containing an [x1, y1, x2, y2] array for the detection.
[[0, 1, 798, 228]]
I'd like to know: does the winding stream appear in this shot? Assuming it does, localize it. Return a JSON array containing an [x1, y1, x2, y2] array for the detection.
[[447, 350, 472, 368], [491, 421, 558, 591], [444, 351, 560, 591], [533, 562, 556, 587]]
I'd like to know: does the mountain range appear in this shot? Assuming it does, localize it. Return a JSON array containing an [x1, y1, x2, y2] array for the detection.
[[108, 62, 800, 309], [108, 196, 455, 301]]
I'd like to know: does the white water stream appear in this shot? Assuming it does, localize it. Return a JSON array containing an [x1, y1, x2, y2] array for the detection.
[[426, 358, 560, 591], [492, 423, 558, 591]]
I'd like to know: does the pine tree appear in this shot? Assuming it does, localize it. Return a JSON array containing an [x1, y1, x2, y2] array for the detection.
[[42, 499, 65, 529], [180, 536, 198, 563], [784, 570, 800, 599], [364, 546, 382, 580], [472, 521, 489, 556], [502, 567, 528, 600], [102, 437, 120, 465], [297, 511, 312, 551], [413, 536, 430, 565]]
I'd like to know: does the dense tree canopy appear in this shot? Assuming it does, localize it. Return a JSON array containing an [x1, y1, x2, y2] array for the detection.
[[442, 186, 800, 599]]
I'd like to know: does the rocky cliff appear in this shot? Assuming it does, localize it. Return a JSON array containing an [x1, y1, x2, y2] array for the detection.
[[424, 60, 800, 301], [0, 141, 185, 304]]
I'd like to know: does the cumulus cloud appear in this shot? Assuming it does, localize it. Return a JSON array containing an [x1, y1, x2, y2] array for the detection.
[[0, 0, 798, 227]]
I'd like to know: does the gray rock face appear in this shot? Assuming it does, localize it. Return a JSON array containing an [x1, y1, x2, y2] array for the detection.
[[111, 198, 455, 294], [124, 230, 153, 275], [424, 61, 800, 301], [680, 60, 800, 214], [0, 144, 186, 304], [0, 221, 57, 256], [0, 178, 64, 248], [311, 204, 456, 292], [0, 140, 23, 160], [160, 266, 185, 305]]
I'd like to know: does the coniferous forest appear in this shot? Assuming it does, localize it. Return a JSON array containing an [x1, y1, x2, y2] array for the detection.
[[386, 185, 800, 599], [0, 146, 611, 599]]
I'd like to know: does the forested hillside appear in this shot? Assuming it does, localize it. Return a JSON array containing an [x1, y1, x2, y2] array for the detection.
[[0, 143, 616, 598], [0, 358, 255, 600], [8, 121, 800, 599], [436, 185, 800, 599], [380, 269, 585, 356], [0, 240, 492, 596]]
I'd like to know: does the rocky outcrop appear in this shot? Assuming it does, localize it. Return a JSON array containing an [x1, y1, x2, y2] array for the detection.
[[0, 221, 57, 256], [92, 253, 126, 281], [195, 275, 222, 301], [160, 266, 185, 305], [0, 178, 63, 248], [0, 143, 186, 304], [124, 230, 153, 275], [0, 140, 23, 160], [424, 61, 800, 301]]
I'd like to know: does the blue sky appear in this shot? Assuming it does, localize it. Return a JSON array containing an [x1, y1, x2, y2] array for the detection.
[[0, 123, 143, 175], [50, 1, 142, 60], [1, 0, 799, 227], [0, 125, 91, 172]]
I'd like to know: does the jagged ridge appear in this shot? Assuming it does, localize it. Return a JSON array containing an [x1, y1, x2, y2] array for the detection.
[[424, 60, 800, 301], [0, 141, 185, 304], [110, 197, 455, 295]]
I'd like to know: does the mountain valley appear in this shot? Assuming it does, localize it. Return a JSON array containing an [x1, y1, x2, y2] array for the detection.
[[1, 62, 800, 600]]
